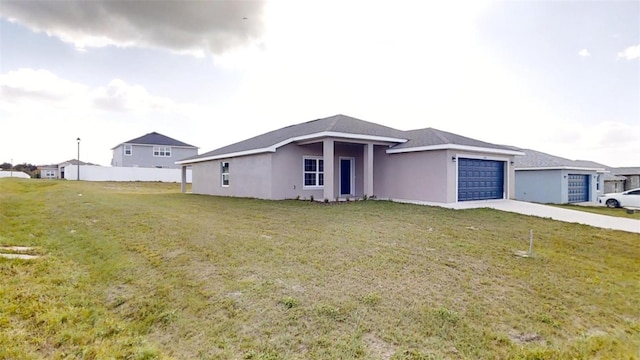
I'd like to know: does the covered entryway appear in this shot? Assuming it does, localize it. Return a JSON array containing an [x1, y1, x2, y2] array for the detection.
[[458, 158, 505, 201], [567, 174, 589, 203]]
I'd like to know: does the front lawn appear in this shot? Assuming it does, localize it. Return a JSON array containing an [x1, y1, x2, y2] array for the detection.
[[1, 179, 638, 359]]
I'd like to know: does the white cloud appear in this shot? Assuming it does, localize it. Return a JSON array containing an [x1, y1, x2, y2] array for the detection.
[[578, 49, 590, 57], [1, 1, 266, 55], [617, 44, 640, 60], [0, 69, 210, 165]]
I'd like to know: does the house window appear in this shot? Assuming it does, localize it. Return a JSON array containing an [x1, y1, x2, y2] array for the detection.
[[124, 144, 132, 156], [42, 170, 56, 178], [303, 157, 324, 188], [221, 161, 229, 187], [153, 146, 171, 157]]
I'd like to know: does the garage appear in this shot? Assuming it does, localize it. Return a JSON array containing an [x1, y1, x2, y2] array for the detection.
[[458, 158, 505, 201], [567, 174, 589, 203]]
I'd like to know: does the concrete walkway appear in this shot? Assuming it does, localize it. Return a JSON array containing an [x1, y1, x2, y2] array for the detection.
[[394, 199, 640, 234]]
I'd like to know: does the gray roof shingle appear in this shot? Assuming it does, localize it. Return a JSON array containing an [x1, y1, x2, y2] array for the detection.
[[514, 148, 606, 169], [613, 167, 640, 176], [180, 114, 517, 163], [116, 132, 196, 148]]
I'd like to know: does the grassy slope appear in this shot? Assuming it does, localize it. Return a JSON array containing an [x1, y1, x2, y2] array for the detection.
[[1, 179, 638, 359]]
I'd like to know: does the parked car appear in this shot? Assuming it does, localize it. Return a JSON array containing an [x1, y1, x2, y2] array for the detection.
[[598, 188, 640, 208]]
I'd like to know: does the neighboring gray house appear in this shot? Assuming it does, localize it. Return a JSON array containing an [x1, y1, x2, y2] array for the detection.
[[612, 167, 640, 191], [38, 159, 97, 179], [572, 160, 627, 194], [513, 149, 604, 204], [111, 132, 198, 169], [176, 114, 524, 203]]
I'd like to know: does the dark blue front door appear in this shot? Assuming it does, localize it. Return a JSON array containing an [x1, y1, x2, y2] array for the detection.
[[567, 174, 589, 203], [458, 158, 504, 201], [340, 159, 351, 195]]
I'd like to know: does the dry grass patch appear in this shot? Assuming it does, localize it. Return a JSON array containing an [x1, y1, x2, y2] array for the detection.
[[1, 178, 638, 359]]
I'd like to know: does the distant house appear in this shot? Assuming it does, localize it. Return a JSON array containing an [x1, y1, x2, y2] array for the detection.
[[612, 167, 640, 191], [572, 160, 627, 194], [38, 159, 97, 179], [111, 132, 198, 169], [176, 114, 524, 203], [513, 149, 604, 204]]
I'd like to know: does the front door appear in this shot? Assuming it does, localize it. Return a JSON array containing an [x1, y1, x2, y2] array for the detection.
[[340, 158, 354, 196]]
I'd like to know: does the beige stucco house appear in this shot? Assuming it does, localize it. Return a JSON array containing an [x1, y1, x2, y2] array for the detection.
[[177, 115, 524, 203]]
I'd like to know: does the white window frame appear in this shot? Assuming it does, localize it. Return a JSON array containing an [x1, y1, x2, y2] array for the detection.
[[153, 146, 171, 157], [303, 156, 324, 189], [221, 161, 229, 187], [124, 144, 132, 156]]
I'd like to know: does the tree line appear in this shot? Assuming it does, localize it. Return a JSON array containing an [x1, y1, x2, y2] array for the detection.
[[1, 163, 40, 178]]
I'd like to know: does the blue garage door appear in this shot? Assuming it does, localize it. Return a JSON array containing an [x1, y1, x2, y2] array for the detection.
[[567, 174, 589, 203], [458, 159, 504, 201]]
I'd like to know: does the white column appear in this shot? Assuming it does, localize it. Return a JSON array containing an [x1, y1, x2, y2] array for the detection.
[[363, 143, 374, 197], [323, 139, 334, 201], [181, 166, 187, 193]]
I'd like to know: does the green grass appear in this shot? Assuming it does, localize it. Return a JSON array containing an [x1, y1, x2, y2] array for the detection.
[[1, 178, 639, 359], [551, 204, 640, 219]]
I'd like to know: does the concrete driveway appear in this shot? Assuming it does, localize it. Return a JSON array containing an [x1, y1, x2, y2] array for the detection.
[[398, 199, 640, 234]]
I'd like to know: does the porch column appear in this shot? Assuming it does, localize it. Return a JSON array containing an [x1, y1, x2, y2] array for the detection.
[[363, 143, 374, 197], [323, 139, 334, 201], [181, 165, 187, 193]]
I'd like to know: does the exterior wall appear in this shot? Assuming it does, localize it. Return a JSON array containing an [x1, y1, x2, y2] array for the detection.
[[604, 180, 625, 193], [374, 149, 449, 202], [623, 175, 640, 190], [112, 144, 197, 169], [516, 169, 599, 204], [191, 153, 272, 199], [39, 166, 59, 179], [271, 142, 323, 200], [515, 170, 563, 203], [64, 165, 191, 182]]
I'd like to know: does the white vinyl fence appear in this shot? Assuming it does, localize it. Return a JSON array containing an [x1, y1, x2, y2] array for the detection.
[[64, 165, 191, 183], [0, 170, 31, 179]]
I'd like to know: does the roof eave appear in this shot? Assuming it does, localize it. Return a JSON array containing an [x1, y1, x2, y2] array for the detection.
[[515, 166, 605, 171], [176, 131, 407, 165], [386, 144, 525, 156]]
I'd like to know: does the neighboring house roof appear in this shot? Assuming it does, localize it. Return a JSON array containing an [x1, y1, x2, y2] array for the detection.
[[573, 160, 626, 181], [178, 114, 522, 164], [513, 148, 605, 171], [113, 132, 196, 149], [613, 167, 640, 176], [39, 159, 97, 168]]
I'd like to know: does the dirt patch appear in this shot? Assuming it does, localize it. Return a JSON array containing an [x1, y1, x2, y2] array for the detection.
[[509, 331, 543, 344], [363, 333, 396, 360]]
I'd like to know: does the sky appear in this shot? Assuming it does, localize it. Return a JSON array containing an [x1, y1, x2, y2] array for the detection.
[[1, 0, 638, 167]]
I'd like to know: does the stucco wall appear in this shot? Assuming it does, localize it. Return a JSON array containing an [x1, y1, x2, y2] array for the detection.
[[374, 149, 449, 203], [113, 144, 197, 169], [604, 180, 624, 193], [624, 175, 640, 190], [191, 153, 272, 199], [515, 170, 562, 203]]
